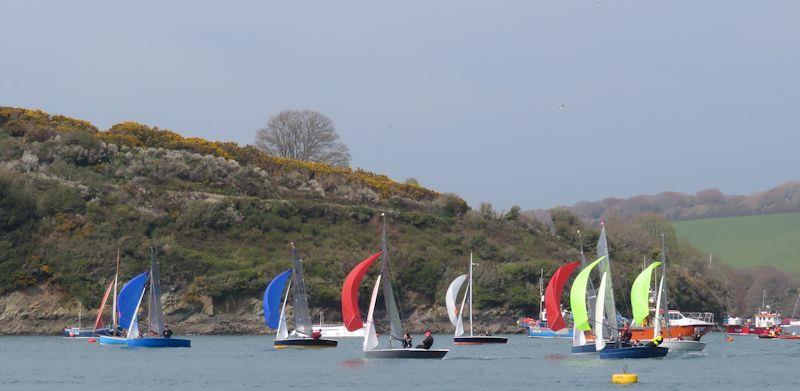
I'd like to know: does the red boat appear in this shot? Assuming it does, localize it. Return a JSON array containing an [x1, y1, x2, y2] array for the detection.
[[725, 293, 783, 335]]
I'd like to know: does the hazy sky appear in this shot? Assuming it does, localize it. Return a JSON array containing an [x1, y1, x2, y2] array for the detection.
[[2, 1, 799, 210]]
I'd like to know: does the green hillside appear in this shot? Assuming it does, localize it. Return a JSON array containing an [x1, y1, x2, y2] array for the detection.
[[673, 212, 800, 272]]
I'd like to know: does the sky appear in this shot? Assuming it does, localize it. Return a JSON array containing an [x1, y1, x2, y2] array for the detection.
[[1, 1, 799, 210]]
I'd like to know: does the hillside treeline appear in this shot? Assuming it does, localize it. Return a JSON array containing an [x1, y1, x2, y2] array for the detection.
[[0, 107, 733, 333]]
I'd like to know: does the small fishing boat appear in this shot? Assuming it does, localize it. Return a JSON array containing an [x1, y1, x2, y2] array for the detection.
[[342, 214, 448, 359], [313, 314, 365, 338], [62, 302, 113, 338], [446, 253, 507, 345], [264, 243, 338, 349], [123, 248, 190, 348]]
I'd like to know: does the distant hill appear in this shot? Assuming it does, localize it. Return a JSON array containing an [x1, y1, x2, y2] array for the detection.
[[531, 183, 800, 226], [673, 212, 800, 272]]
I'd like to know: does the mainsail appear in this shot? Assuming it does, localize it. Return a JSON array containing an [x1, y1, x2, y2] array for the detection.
[[446, 275, 468, 327], [117, 271, 149, 334], [93, 281, 114, 333], [595, 272, 608, 351], [290, 244, 314, 336], [379, 217, 404, 341], [264, 269, 292, 329], [147, 248, 166, 336], [596, 224, 618, 337], [631, 262, 661, 326], [545, 261, 580, 331], [363, 275, 382, 351], [568, 256, 606, 331], [341, 251, 382, 331]]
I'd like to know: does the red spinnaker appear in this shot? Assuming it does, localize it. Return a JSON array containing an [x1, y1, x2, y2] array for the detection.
[[546, 261, 581, 331], [342, 251, 382, 331], [93, 281, 114, 332]]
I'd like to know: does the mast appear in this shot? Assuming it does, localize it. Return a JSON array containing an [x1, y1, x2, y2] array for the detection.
[[113, 249, 119, 334], [147, 247, 165, 336], [597, 223, 618, 340], [469, 252, 474, 337], [659, 233, 670, 336], [379, 213, 404, 346], [578, 230, 596, 324], [538, 268, 544, 320], [290, 242, 313, 336], [78, 302, 82, 328]]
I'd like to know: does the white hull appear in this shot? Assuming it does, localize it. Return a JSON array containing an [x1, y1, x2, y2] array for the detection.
[[314, 324, 365, 338], [661, 340, 706, 352]]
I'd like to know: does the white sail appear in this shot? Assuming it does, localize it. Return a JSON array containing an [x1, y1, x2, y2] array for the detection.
[[363, 275, 382, 352], [654, 274, 665, 337], [572, 323, 587, 347], [594, 272, 608, 351], [446, 274, 468, 326], [597, 225, 618, 337], [276, 279, 292, 340], [126, 282, 147, 339], [454, 282, 468, 337]]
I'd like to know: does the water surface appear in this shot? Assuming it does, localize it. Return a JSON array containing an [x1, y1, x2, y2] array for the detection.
[[1, 333, 796, 390]]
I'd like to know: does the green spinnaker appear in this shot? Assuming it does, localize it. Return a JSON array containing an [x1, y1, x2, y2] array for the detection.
[[569, 255, 606, 331], [631, 261, 662, 326]]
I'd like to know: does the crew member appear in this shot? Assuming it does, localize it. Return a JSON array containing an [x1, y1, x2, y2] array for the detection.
[[647, 334, 664, 347], [416, 330, 434, 349], [402, 333, 413, 348], [311, 329, 322, 340], [619, 323, 633, 344], [163, 325, 173, 338]]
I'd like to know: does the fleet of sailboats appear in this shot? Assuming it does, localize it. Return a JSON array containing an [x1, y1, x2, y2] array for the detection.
[[74, 219, 718, 360]]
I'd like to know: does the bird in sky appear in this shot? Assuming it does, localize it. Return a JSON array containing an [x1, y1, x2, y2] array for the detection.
[[560, 104, 566, 111]]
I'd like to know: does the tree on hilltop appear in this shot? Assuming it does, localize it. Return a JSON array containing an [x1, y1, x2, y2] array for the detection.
[[255, 110, 351, 167]]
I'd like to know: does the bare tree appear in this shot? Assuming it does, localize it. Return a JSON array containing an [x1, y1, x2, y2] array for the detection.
[[255, 110, 351, 167]]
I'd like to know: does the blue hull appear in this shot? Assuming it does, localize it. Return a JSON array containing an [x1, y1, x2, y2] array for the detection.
[[599, 346, 668, 359], [527, 328, 574, 339], [97, 336, 127, 345], [126, 338, 191, 348]]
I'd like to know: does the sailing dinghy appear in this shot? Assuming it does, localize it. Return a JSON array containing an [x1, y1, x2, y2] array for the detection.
[[124, 248, 190, 348], [569, 256, 607, 353], [98, 271, 148, 346], [342, 214, 448, 359], [446, 253, 507, 345], [264, 243, 337, 349], [599, 262, 668, 359]]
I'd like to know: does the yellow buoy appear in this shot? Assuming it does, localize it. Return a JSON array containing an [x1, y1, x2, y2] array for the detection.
[[612, 366, 638, 384]]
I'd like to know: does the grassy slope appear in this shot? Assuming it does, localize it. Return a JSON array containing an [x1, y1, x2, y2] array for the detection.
[[673, 212, 800, 272]]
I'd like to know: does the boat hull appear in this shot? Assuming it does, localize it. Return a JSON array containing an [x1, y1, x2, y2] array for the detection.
[[126, 338, 191, 348], [630, 325, 707, 341], [453, 336, 508, 345], [365, 348, 448, 359], [758, 334, 800, 340], [600, 346, 669, 359], [97, 336, 127, 345], [661, 340, 706, 352], [571, 342, 626, 354], [527, 326, 574, 339], [63, 327, 114, 338], [274, 338, 338, 349]]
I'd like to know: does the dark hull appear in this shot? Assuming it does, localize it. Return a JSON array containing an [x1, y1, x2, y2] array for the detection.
[[571, 342, 628, 354], [599, 346, 668, 359], [62, 327, 114, 338], [126, 338, 191, 348], [274, 338, 338, 349], [454, 336, 508, 345], [365, 348, 448, 359]]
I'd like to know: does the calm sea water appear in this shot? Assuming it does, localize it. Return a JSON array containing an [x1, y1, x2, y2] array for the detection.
[[1, 333, 798, 390]]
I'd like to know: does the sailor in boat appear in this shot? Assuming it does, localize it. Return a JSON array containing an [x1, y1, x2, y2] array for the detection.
[[647, 335, 664, 347], [619, 322, 633, 345], [416, 330, 434, 349], [163, 325, 173, 338], [402, 333, 413, 348], [311, 329, 322, 340]]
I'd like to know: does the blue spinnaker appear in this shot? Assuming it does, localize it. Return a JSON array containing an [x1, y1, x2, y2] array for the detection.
[[264, 269, 292, 329], [117, 272, 149, 330]]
